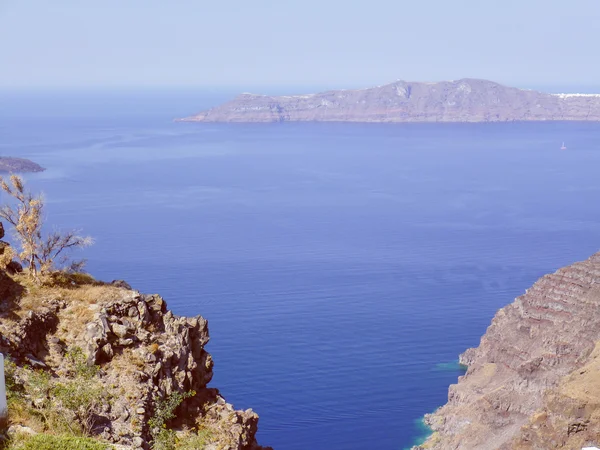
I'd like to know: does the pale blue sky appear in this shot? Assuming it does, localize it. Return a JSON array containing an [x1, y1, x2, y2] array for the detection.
[[1, 0, 599, 89]]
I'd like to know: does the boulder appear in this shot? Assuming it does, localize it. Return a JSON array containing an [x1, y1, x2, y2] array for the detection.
[[111, 280, 132, 290], [6, 261, 23, 275]]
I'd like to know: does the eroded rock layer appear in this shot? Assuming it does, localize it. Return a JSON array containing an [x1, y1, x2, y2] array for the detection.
[[418, 252, 600, 450]]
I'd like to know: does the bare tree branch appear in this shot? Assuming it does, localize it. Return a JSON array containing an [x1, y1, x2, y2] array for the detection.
[[0, 175, 93, 280]]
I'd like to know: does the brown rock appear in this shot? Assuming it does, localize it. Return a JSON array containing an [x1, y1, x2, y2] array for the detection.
[[6, 260, 23, 275], [112, 280, 132, 290], [111, 323, 129, 338]]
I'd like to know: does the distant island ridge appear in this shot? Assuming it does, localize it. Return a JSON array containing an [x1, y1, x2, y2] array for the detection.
[[178, 78, 600, 123]]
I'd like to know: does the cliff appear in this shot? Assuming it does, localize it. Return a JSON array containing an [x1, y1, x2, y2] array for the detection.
[[178, 79, 600, 123], [416, 253, 600, 450], [0, 272, 270, 450]]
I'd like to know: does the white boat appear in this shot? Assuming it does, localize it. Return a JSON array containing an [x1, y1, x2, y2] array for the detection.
[[560, 142, 567, 150]]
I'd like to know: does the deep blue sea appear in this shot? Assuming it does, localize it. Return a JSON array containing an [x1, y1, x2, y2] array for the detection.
[[2, 90, 600, 449]]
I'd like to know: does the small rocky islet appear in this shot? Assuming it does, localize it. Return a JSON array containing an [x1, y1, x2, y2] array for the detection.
[[0, 157, 45, 174]]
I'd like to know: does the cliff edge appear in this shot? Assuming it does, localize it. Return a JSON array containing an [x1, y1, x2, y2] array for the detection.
[[0, 273, 270, 450], [416, 252, 600, 450], [178, 79, 600, 123]]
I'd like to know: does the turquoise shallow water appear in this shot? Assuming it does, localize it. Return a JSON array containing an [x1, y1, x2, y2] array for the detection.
[[403, 418, 434, 450], [433, 360, 469, 373], [2, 90, 600, 449]]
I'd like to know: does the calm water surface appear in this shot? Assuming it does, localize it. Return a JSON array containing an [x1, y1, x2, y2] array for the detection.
[[2, 90, 600, 449]]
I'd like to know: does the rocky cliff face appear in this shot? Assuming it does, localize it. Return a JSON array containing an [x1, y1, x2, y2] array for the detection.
[[0, 276, 269, 450], [178, 79, 600, 123], [417, 253, 600, 450]]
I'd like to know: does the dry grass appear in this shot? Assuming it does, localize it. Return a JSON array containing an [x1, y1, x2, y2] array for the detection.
[[510, 342, 600, 450], [56, 285, 126, 338], [559, 341, 600, 402], [8, 272, 130, 342], [107, 348, 146, 382], [8, 396, 45, 433]]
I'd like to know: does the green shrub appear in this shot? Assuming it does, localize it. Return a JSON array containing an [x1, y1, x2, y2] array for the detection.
[[175, 429, 212, 449], [8, 347, 106, 436], [51, 348, 105, 435], [61, 346, 100, 382], [4, 357, 20, 401], [151, 427, 212, 450], [151, 429, 177, 450], [7, 433, 110, 450], [148, 391, 195, 450]]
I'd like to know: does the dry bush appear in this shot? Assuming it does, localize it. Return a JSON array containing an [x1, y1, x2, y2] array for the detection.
[[0, 175, 92, 281], [108, 348, 146, 380], [0, 245, 16, 271], [12, 274, 127, 339]]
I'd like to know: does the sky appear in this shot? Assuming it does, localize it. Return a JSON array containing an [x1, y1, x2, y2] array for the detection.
[[1, 0, 600, 90]]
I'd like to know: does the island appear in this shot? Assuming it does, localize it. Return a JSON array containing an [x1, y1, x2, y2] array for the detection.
[[178, 78, 600, 123], [0, 157, 45, 173]]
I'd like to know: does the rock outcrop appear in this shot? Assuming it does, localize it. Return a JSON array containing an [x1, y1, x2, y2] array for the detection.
[[178, 79, 600, 123], [0, 278, 269, 450], [416, 253, 600, 449]]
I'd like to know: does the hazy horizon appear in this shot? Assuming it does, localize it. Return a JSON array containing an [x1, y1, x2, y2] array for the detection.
[[2, 81, 600, 96], [1, 0, 599, 90]]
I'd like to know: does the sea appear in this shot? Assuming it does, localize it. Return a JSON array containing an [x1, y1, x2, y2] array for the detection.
[[2, 89, 600, 449]]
